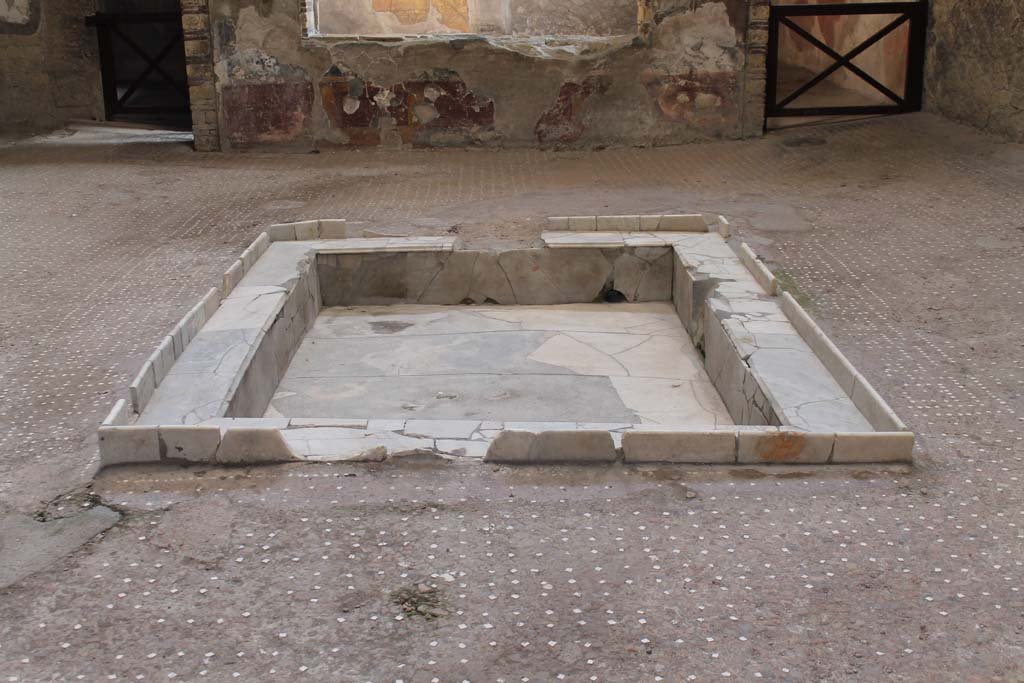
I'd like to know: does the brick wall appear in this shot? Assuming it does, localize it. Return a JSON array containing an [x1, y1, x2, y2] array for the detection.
[[181, 0, 219, 150], [741, 0, 768, 137]]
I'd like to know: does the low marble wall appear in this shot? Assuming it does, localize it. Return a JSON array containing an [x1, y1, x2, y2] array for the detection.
[[318, 247, 674, 306], [779, 292, 907, 433], [225, 252, 321, 418]]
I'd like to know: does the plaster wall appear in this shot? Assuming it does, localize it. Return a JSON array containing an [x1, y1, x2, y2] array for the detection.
[[0, 0, 103, 132], [205, 0, 768, 151], [926, 0, 1024, 142]]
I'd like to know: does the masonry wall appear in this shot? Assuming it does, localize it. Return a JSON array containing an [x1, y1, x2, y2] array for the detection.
[[201, 0, 767, 151], [926, 0, 1024, 142], [0, 0, 103, 132]]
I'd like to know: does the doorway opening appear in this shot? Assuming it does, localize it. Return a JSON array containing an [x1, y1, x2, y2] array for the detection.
[[765, 1, 927, 130], [86, 6, 191, 129]]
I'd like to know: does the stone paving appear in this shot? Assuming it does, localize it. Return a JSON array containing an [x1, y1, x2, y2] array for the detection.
[[0, 116, 1022, 681], [274, 303, 729, 425]]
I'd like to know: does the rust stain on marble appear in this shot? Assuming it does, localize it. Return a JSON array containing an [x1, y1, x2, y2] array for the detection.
[[755, 432, 807, 463]]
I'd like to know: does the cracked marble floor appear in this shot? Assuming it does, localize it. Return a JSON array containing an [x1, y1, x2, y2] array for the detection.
[[267, 303, 733, 426]]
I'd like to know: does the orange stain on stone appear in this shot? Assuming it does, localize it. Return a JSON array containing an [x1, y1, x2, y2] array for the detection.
[[755, 432, 807, 463], [372, 0, 469, 31]]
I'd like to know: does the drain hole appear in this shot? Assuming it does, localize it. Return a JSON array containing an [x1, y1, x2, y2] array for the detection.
[[604, 289, 627, 303]]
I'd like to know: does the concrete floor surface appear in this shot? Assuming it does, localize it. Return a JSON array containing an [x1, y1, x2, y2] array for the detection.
[[0, 115, 1022, 681]]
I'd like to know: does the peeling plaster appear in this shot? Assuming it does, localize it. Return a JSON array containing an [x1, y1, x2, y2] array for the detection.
[[209, 0, 760, 150]]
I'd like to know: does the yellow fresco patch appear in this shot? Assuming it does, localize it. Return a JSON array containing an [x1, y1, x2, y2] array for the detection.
[[372, 0, 469, 31], [433, 0, 470, 32], [372, 0, 430, 25]]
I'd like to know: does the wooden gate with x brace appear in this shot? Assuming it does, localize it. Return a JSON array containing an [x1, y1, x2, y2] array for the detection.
[[765, 1, 928, 120]]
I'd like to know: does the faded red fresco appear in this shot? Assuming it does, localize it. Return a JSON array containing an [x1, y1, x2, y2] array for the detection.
[[642, 69, 737, 126], [534, 75, 611, 145], [220, 81, 314, 146], [320, 69, 494, 147]]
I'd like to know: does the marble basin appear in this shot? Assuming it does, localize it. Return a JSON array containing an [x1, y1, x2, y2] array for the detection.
[[98, 215, 913, 467]]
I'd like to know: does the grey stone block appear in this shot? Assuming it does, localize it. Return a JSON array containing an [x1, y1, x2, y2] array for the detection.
[[739, 243, 778, 295], [634, 250, 673, 301], [468, 251, 516, 304], [318, 219, 348, 239], [659, 214, 709, 231], [622, 430, 737, 463], [672, 251, 692, 334], [129, 361, 156, 414], [216, 427, 301, 464], [240, 241, 258, 272], [640, 215, 664, 230], [832, 432, 914, 463], [101, 399, 132, 426], [418, 251, 477, 304], [485, 430, 617, 464], [156, 335, 176, 378], [780, 292, 857, 394], [716, 215, 731, 238], [169, 322, 186, 357], [850, 373, 907, 432], [147, 345, 168, 387], [293, 220, 319, 240], [182, 304, 204, 346], [497, 249, 611, 304], [222, 259, 244, 296], [99, 425, 160, 466], [159, 425, 222, 463], [266, 223, 297, 241], [596, 215, 640, 230], [201, 287, 221, 321], [610, 252, 649, 300], [483, 431, 536, 463], [250, 232, 270, 259], [567, 216, 597, 231]]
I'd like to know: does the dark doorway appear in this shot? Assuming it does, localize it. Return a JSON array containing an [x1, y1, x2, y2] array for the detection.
[[86, 4, 191, 129], [765, 1, 927, 126]]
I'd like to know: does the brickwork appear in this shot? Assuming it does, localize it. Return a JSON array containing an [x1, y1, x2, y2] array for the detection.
[[299, 0, 313, 37], [741, 0, 768, 137], [180, 0, 219, 151]]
